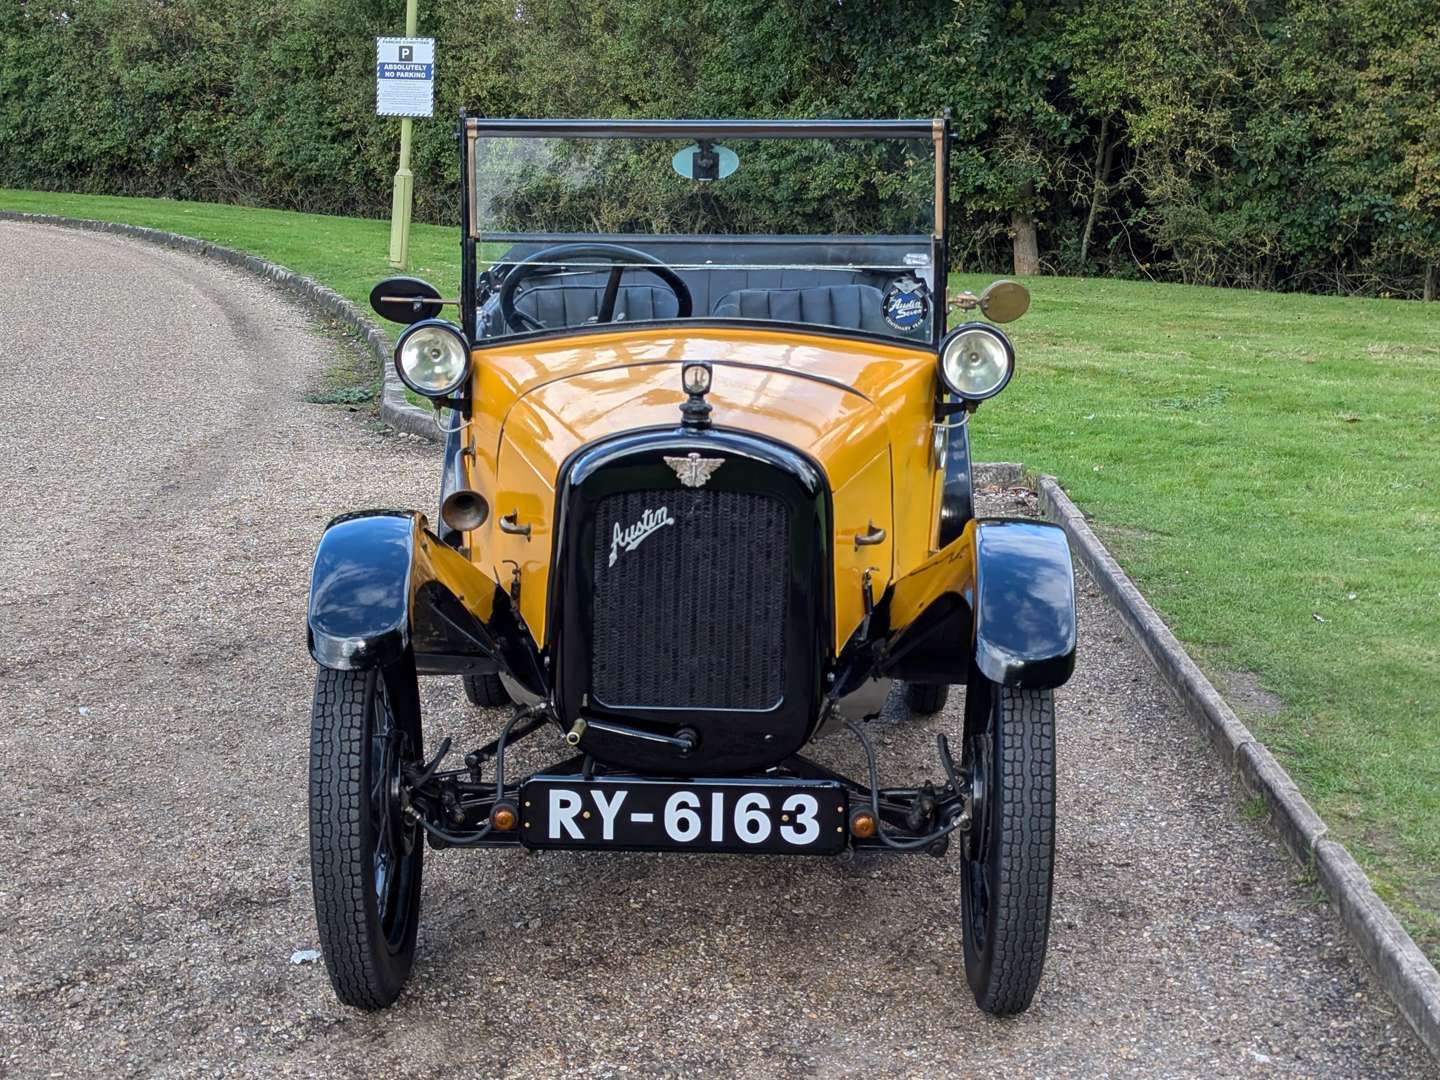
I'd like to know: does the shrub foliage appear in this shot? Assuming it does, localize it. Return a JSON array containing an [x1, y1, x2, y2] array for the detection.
[[2, 0, 1436, 296]]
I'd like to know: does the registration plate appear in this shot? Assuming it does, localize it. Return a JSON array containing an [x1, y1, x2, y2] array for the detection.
[[519, 776, 848, 854]]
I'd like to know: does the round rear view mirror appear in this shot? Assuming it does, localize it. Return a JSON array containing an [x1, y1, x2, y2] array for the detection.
[[671, 142, 739, 182], [370, 276, 445, 325], [979, 280, 1031, 324]]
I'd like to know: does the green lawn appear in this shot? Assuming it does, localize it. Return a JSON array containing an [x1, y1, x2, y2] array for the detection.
[[6, 190, 1437, 959]]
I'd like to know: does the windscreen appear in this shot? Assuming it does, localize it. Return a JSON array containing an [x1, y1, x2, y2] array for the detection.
[[468, 129, 941, 344]]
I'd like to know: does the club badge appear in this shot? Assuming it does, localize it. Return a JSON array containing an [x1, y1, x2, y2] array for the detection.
[[882, 275, 930, 332]]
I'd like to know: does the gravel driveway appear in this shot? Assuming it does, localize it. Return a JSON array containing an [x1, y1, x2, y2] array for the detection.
[[0, 222, 1431, 1078]]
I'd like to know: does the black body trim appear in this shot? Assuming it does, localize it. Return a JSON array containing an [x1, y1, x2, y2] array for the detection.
[[437, 422, 466, 547], [937, 419, 974, 547], [878, 592, 971, 686], [472, 315, 940, 355]]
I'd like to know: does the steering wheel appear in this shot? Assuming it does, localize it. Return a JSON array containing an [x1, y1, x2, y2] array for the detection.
[[497, 242, 693, 332]]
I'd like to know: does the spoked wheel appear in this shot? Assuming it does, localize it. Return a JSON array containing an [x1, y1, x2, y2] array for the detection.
[[309, 664, 424, 1009], [958, 672, 1056, 1015]]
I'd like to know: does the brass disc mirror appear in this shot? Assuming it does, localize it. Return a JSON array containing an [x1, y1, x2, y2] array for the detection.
[[978, 280, 1031, 323]]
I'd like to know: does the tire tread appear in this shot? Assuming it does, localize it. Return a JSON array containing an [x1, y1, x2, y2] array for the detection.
[[463, 672, 510, 708], [967, 684, 1056, 1015], [309, 667, 418, 1009], [904, 681, 949, 715]]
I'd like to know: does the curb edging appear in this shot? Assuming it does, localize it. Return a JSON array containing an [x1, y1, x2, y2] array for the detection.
[[0, 212, 442, 440], [1033, 472, 1440, 1061]]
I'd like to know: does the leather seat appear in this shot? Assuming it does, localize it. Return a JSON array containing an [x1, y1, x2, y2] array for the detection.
[[680, 268, 868, 316], [505, 272, 889, 333], [711, 285, 889, 333], [511, 284, 680, 329]]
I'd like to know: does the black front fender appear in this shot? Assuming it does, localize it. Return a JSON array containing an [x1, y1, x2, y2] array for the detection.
[[870, 518, 1077, 691], [306, 511, 546, 694], [970, 520, 1077, 688]]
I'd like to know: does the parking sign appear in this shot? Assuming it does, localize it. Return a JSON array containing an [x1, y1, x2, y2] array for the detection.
[[376, 37, 434, 118]]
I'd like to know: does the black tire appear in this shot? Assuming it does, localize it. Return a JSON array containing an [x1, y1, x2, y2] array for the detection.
[[958, 674, 1056, 1016], [462, 671, 511, 708], [904, 681, 950, 715], [310, 665, 424, 1009]]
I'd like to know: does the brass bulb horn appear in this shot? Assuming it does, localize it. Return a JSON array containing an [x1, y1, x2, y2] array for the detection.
[[441, 489, 491, 533]]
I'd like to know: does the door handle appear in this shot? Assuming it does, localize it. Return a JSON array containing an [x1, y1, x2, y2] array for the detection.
[[853, 522, 886, 548], [498, 510, 531, 537]]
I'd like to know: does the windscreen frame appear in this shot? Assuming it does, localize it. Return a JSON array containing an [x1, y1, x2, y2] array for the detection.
[[458, 115, 951, 348]]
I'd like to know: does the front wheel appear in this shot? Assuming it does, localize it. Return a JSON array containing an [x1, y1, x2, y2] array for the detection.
[[958, 674, 1056, 1016], [309, 665, 424, 1009]]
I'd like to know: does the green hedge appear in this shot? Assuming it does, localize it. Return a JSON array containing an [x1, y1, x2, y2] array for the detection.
[[2, 0, 1436, 296]]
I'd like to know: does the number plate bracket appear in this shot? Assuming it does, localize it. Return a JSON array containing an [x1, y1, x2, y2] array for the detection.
[[518, 775, 849, 854]]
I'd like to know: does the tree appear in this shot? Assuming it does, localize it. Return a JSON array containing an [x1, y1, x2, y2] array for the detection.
[[2, 0, 1436, 297], [927, 1, 1080, 275], [1346, 22, 1440, 299]]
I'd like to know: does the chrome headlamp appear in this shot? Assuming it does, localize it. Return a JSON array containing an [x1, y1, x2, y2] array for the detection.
[[395, 320, 470, 398], [939, 323, 1014, 401]]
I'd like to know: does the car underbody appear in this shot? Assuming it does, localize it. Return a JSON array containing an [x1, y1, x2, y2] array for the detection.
[[397, 699, 971, 857]]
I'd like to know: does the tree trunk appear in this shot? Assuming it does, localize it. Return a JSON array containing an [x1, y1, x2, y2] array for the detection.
[[1079, 116, 1113, 268], [1426, 263, 1437, 302], [1011, 180, 1040, 276]]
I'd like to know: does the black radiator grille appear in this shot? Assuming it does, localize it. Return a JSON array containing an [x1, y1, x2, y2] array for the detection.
[[590, 488, 789, 710]]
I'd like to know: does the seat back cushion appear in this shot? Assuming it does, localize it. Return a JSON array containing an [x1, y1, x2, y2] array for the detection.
[[711, 285, 889, 333], [511, 283, 680, 329]]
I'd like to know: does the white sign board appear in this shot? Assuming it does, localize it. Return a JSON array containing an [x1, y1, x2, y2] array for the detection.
[[376, 37, 434, 118]]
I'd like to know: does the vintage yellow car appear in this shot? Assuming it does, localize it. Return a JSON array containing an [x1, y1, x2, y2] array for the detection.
[[306, 117, 1076, 1013]]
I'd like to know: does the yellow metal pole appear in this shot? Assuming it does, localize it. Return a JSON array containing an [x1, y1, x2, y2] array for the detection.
[[387, 0, 419, 269]]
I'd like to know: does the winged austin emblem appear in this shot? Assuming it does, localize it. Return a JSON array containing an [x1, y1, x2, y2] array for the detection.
[[664, 452, 724, 488]]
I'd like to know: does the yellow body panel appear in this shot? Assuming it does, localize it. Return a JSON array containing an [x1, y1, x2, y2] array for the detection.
[[463, 327, 942, 648], [887, 518, 979, 632], [832, 448, 895, 640]]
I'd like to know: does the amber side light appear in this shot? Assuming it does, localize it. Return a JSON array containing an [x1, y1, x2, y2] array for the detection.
[[490, 805, 518, 831], [849, 810, 877, 839]]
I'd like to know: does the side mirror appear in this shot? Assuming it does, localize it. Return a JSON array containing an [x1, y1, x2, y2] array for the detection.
[[369, 276, 447, 324], [978, 280, 1030, 323]]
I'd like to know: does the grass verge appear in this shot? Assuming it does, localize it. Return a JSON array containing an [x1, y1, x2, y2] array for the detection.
[[4, 189, 1437, 960], [301, 323, 383, 412], [964, 271, 1440, 960]]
